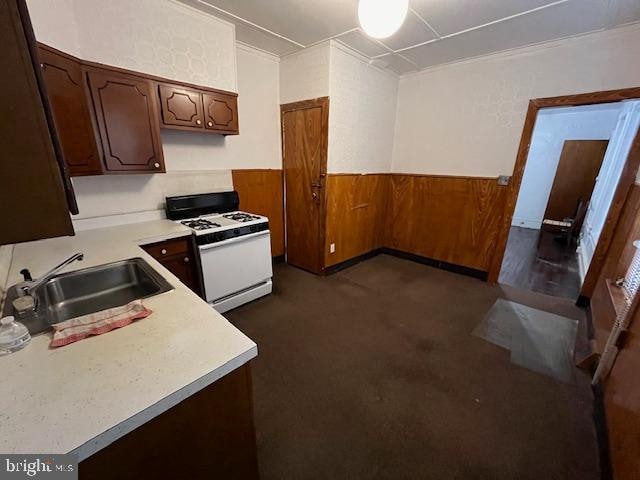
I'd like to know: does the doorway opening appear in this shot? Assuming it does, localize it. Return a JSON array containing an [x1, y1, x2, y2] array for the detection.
[[491, 90, 640, 302]]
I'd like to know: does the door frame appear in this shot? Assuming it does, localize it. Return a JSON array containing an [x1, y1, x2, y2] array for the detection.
[[488, 86, 640, 301], [280, 97, 329, 274]]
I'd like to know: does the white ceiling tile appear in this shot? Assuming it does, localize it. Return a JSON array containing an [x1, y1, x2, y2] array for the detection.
[[199, 0, 359, 45], [606, 0, 640, 27], [379, 10, 438, 51], [234, 23, 301, 56], [178, 0, 635, 71], [336, 30, 390, 57], [177, 0, 301, 56], [377, 54, 418, 74], [402, 0, 607, 68], [411, 0, 562, 36]]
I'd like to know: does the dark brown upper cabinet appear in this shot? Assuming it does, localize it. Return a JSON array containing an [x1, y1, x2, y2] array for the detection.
[[203, 92, 238, 133], [158, 83, 239, 135], [87, 68, 165, 173], [35, 42, 239, 179], [39, 45, 102, 176], [1, 0, 75, 245], [158, 84, 204, 129]]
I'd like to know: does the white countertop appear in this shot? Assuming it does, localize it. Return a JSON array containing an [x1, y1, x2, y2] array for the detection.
[[0, 220, 258, 460]]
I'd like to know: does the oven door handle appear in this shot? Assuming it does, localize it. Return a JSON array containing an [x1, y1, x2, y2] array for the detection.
[[198, 229, 270, 251]]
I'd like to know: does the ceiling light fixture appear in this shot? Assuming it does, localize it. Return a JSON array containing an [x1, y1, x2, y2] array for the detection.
[[358, 0, 408, 39]]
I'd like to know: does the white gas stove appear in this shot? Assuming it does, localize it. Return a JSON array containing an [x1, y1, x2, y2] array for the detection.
[[166, 192, 273, 313]]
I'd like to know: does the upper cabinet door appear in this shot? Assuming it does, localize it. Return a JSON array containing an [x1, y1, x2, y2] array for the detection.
[[39, 46, 102, 176], [87, 69, 165, 173], [0, 0, 74, 245], [158, 84, 204, 129], [203, 92, 239, 135]]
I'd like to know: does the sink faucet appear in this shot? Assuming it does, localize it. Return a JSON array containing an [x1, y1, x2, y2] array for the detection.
[[18, 253, 84, 296]]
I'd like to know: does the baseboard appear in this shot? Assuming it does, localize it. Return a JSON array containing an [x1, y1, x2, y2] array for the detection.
[[323, 247, 488, 281], [511, 217, 541, 229], [577, 295, 591, 308], [381, 248, 489, 281], [592, 383, 613, 480], [324, 249, 382, 274]]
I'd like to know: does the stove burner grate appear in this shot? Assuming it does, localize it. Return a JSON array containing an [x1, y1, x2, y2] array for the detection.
[[181, 218, 221, 230], [223, 213, 260, 223]]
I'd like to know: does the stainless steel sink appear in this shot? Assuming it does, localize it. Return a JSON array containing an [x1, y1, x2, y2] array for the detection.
[[4, 258, 173, 335]]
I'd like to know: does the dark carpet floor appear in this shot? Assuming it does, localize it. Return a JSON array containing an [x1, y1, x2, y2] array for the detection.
[[226, 254, 599, 480]]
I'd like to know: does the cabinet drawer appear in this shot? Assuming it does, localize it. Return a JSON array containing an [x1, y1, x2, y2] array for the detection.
[[142, 237, 190, 259]]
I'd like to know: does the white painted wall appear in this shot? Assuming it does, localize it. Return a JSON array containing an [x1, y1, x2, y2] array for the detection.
[[328, 42, 398, 173], [279, 43, 330, 104], [392, 24, 640, 177], [27, 0, 237, 91], [512, 103, 622, 229], [579, 101, 640, 278]]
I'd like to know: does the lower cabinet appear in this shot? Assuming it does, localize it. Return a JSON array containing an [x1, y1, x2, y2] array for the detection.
[[142, 236, 202, 297], [79, 363, 259, 480]]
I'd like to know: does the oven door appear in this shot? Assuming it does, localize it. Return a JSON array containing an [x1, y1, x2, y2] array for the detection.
[[199, 230, 273, 303]]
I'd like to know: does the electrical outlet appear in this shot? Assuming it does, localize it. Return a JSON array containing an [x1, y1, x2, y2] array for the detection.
[[330, 243, 336, 253], [497, 175, 511, 186]]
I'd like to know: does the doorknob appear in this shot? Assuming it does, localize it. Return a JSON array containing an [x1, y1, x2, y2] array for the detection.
[[312, 192, 318, 200]]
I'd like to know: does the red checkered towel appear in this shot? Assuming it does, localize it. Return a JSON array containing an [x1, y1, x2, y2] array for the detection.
[[50, 300, 152, 348]]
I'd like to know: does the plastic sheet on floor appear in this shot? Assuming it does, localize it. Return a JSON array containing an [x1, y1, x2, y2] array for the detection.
[[472, 299, 578, 383]]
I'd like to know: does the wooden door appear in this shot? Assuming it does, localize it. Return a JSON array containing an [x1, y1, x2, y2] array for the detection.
[[87, 69, 165, 173], [158, 84, 204, 129], [544, 140, 609, 221], [281, 98, 329, 274], [39, 45, 102, 176], [203, 92, 239, 134]]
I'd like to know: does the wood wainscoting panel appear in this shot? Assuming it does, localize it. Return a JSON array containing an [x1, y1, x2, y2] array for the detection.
[[585, 183, 640, 479], [590, 184, 640, 353], [386, 174, 508, 272], [232, 169, 284, 257], [325, 174, 390, 267]]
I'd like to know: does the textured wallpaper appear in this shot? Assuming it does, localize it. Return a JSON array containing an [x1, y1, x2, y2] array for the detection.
[[28, 0, 237, 92], [328, 43, 398, 174], [280, 43, 331, 104], [392, 24, 640, 177]]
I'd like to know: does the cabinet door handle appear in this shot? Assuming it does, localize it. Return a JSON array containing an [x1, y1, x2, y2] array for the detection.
[[196, 119, 202, 125], [154, 162, 160, 168], [161, 249, 167, 255], [207, 121, 213, 127], [184, 256, 189, 263]]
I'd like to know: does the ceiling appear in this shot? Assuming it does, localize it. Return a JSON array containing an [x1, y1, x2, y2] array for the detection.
[[178, 0, 640, 75]]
